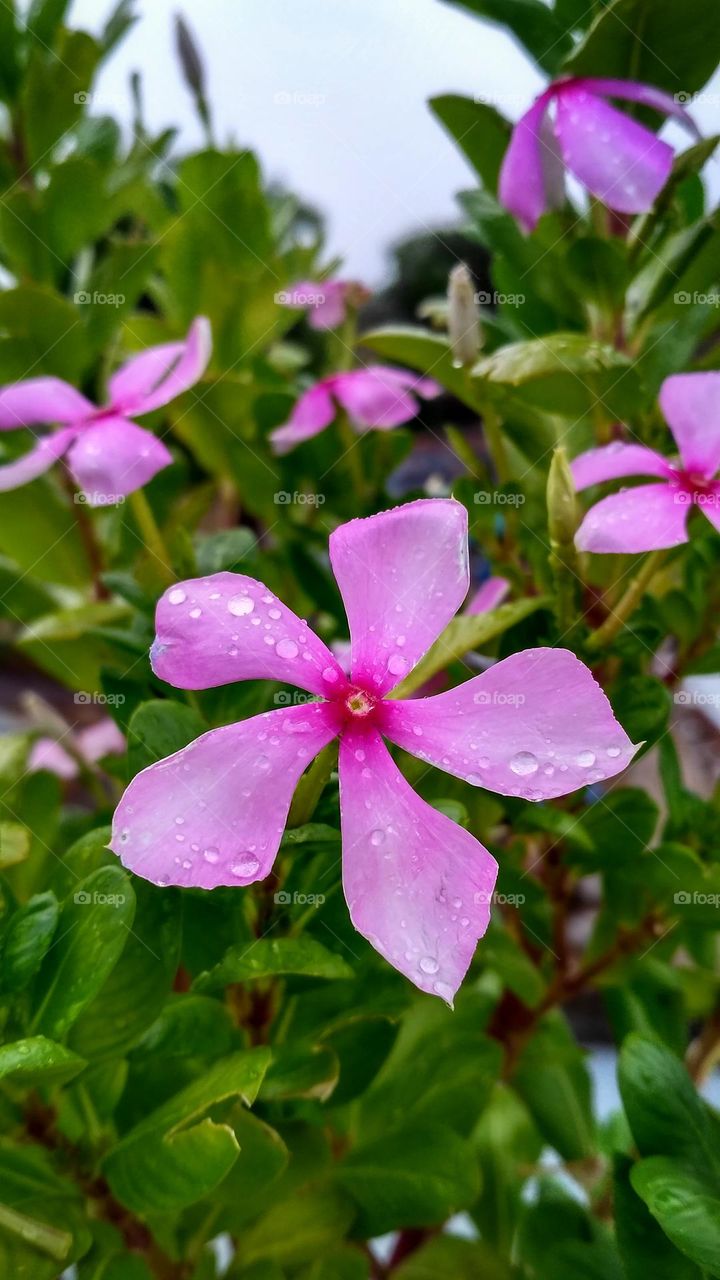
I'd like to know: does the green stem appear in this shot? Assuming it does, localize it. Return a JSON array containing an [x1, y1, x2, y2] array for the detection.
[[481, 402, 509, 487], [128, 489, 174, 585], [0, 1203, 70, 1262], [586, 549, 667, 651], [287, 742, 337, 828]]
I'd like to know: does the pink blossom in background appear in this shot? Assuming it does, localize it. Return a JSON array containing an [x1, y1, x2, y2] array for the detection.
[[466, 576, 510, 615], [29, 717, 125, 780], [270, 366, 441, 454], [499, 77, 698, 233], [111, 499, 637, 1001], [572, 372, 720, 553], [279, 279, 370, 330], [0, 317, 211, 505]]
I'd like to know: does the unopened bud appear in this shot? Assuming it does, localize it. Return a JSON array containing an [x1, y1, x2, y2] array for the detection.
[[547, 447, 578, 549], [174, 13, 205, 98], [448, 263, 482, 367]]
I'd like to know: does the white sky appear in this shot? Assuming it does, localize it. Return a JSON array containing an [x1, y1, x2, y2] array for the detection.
[[70, 0, 720, 285]]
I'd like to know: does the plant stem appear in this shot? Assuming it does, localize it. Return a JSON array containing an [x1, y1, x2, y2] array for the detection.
[[481, 401, 509, 486], [585, 549, 667, 652], [287, 742, 337, 828], [128, 489, 174, 585], [62, 471, 109, 600]]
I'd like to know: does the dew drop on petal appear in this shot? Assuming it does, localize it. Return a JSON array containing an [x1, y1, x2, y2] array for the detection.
[[322, 666, 339, 684], [231, 852, 260, 878], [419, 955, 439, 975], [370, 829, 385, 847], [168, 588, 186, 605], [387, 653, 408, 677], [203, 847, 219, 864], [607, 745, 621, 758], [577, 750, 596, 768], [228, 595, 254, 617], [510, 751, 538, 777], [276, 638, 299, 660]]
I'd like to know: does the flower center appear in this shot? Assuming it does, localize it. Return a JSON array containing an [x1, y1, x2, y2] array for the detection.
[[343, 686, 378, 719]]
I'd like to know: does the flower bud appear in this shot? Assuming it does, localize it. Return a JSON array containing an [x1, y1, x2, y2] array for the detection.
[[447, 263, 482, 367], [547, 446, 578, 550], [174, 13, 205, 99]]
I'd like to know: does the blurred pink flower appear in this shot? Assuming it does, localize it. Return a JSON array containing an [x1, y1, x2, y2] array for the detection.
[[466, 577, 510, 615], [0, 317, 211, 504], [572, 373, 720, 553], [111, 499, 637, 1001], [279, 279, 369, 330], [270, 366, 441, 454], [30, 717, 125, 780], [499, 77, 698, 232]]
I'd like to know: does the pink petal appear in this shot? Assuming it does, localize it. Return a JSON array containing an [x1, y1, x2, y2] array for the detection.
[[0, 379, 92, 430], [659, 372, 720, 479], [329, 498, 469, 695], [0, 427, 76, 491], [76, 718, 125, 763], [335, 367, 438, 430], [554, 85, 673, 213], [66, 418, 173, 504], [579, 78, 699, 136], [28, 737, 78, 779], [107, 317, 211, 417], [466, 577, 510, 614], [338, 727, 498, 1002], [575, 482, 689, 552], [697, 485, 720, 536], [110, 704, 338, 890], [571, 442, 671, 492], [282, 280, 347, 330], [152, 571, 347, 696], [380, 648, 638, 802], [498, 92, 557, 233], [270, 381, 337, 454]]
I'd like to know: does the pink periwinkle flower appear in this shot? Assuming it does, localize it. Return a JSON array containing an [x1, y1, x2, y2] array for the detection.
[[110, 499, 637, 1001], [466, 576, 510, 615], [270, 366, 441, 455], [499, 77, 698, 233], [0, 317, 211, 505], [572, 372, 720, 553], [30, 717, 125, 780], [279, 279, 370, 330]]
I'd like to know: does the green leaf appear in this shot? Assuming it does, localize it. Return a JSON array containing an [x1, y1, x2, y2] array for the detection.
[[395, 1236, 513, 1279], [429, 95, 510, 191], [126, 699, 205, 777], [513, 1014, 595, 1159], [30, 867, 136, 1041], [0, 1143, 90, 1278], [0, 1036, 86, 1085], [193, 937, 353, 991], [132, 994, 236, 1060], [261, 1043, 339, 1102], [359, 326, 481, 405], [392, 597, 549, 696], [21, 30, 100, 164], [614, 1153, 704, 1280], [618, 1035, 720, 1173], [631, 1158, 720, 1276], [564, 0, 720, 95], [235, 1188, 355, 1269], [441, 0, 573, 73], [337, 1124, 480, 1236], [103, 1048, 271, 1213], [0, 821, 30, 868], [1, 891, 59, 992]]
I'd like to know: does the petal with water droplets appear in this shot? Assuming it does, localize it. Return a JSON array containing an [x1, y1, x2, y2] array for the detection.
[[338, 727, 497, 1002], [575, 483, 689, 553], [110, 703, 339, 890], [659, 372, 720, 480], [380, 648, 639, 801]]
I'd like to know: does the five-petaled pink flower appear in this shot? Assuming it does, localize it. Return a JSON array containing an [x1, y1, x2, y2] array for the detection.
[[111, 499, 637, 1001], [279, 279, 369, 330], [499, 77, 698, 233], [572, 372, 720, 553], [0, 317, 211, 505], [270, 366, 441, 455], [29, 718, 125, 780]]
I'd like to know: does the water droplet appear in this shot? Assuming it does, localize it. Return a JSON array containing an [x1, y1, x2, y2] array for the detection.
[[189, 607, 202, 619], [577, 750, 596, 768], [168, 587, 186, 605], [276, 638, 299, 659], [370, 829, 385, 847], [256, 754, 270, 771], [510, 751, 538, 776], [387, 653, 408, 677], [355, 748, 366, 762], [419, 955, 439, 975], [231, 852, 260, 878], [607, 745, 621, 758], [322, 666, 338, 683], [268, 608, 281, 619], [228, 595, 254, 616]]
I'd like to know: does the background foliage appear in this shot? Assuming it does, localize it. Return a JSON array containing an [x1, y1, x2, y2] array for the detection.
[[0, 1, 720, 1277]]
